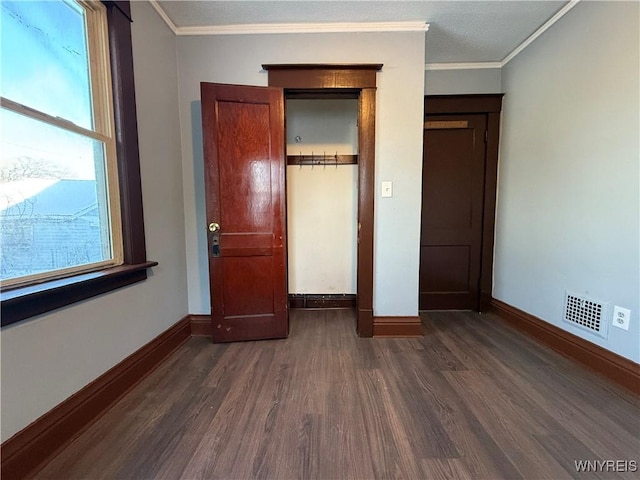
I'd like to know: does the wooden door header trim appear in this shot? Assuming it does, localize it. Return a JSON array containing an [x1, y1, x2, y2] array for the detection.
[[265, 64, 383, 89], [262, 64, 383, 71]]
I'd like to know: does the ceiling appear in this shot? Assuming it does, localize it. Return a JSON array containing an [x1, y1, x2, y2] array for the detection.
[[154, 1, 571, 64]]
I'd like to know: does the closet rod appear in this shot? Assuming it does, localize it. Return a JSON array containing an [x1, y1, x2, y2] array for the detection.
[[286, 154, 358, 166]]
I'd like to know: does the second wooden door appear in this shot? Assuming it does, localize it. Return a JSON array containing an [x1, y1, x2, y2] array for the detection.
[[420, 114, 487, 310]]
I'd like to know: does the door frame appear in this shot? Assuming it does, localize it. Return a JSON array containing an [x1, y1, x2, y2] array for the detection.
[[424, 94, 503, 311], [263, 64, 382, 337]]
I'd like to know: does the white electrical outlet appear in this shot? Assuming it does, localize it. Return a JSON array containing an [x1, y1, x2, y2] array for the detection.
[[612, 306, 631, 331]]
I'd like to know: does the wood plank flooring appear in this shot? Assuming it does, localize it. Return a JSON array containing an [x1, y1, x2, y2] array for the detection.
[[35, 310, 639, 479]]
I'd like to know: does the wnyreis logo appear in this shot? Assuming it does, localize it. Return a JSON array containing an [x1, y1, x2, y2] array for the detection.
[[574, 460, 638, 473]]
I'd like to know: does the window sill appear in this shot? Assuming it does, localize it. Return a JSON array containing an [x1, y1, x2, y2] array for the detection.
[[0, 261, 158, 327]]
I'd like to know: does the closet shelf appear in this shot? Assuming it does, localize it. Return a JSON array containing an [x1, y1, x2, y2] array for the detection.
[[287, 154, 358, 166]]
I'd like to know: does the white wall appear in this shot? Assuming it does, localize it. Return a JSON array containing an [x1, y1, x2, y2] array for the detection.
[[0, 1, 187, 442], [286, 100, 358, 294], [286, 99, 358, 155], [425, 68, 502, 95], [177, 31, 426, 316], [287, 165, 358, 294], [496, 1, 639, 362]]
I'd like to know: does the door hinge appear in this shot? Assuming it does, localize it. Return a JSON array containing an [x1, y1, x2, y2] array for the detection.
[[484, 130, 488, 143]]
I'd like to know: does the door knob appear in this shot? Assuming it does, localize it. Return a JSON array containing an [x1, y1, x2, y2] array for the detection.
[[209, 222, 220, 232]]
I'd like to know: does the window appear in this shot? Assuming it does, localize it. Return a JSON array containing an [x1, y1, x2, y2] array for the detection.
[[0, 1, 155, 326], [1, 0, 121, 286]]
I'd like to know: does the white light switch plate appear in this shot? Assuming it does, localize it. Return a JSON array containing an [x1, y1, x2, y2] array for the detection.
[[612, 306, 631, 331], [381, 181, 393, 198]]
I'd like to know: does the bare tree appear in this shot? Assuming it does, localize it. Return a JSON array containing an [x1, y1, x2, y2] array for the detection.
[[0, 156, 71, 183]]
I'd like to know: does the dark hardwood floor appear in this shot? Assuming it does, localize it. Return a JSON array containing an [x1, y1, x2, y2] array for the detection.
[[36, 310, 639, 479]]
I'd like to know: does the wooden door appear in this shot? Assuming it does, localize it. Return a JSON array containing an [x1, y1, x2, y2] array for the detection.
[[420, 114, 487, 310], [201, 83, 288, 342]]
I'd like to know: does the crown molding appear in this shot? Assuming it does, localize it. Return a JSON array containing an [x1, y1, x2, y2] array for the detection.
[[146, 2, 427, 35], [501, 0, 581, 66], [424, 0, 582, 72], [175, 21, 429, 36], [425, 62, 502, 71], [147, 0, 579, 71], [148, 0, 178, 35]]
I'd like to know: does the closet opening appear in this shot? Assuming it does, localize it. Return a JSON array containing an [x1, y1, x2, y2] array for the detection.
[[264, 63, 380, 337], [285, 90, 359, 313]]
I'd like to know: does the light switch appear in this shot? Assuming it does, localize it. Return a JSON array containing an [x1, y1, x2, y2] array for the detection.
[[381, 181, 393, 198]]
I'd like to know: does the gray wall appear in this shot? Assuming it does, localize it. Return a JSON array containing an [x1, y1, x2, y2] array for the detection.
[[177, 31, 426, 317], [425, 68, 502, 95], [0, 0, 188, 441], [496, 1, 639, 362]]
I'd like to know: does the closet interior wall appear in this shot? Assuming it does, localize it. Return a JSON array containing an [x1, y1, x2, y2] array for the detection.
[[285, 98, 359, 298]]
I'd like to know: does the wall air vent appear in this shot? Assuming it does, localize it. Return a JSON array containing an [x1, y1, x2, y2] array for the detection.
[[563, 291, 609, 338]]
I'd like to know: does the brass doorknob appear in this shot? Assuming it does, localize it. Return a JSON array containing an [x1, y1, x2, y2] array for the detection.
[[209, 222, 220, 232]]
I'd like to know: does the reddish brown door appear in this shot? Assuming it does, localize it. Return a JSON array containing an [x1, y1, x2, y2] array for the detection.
[[420, 114, 487, 310], [200, 83, 288, 342]]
